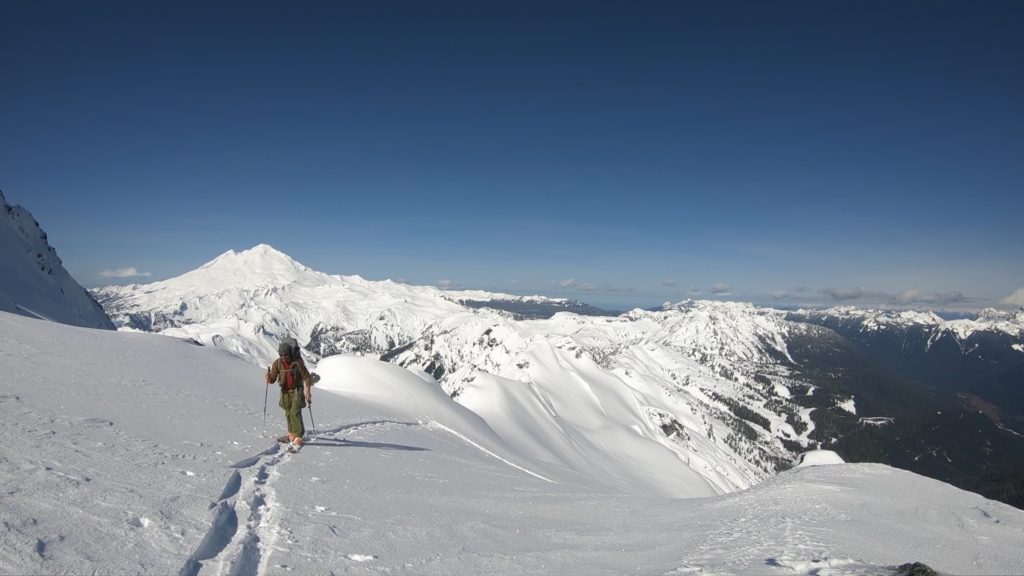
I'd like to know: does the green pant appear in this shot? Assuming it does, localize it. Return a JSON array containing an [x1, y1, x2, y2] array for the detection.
[[279, 388, 306, 438]]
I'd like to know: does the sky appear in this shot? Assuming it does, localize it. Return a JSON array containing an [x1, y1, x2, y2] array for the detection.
[[2, 0, 1022, 310]]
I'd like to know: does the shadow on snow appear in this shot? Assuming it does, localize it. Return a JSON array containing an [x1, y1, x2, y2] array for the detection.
[[305, 438, 429, 452]]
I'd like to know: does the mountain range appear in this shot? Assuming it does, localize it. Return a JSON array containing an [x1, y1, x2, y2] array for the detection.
[[3, 196, 1024, 574], [94, 244, 1024, 508]]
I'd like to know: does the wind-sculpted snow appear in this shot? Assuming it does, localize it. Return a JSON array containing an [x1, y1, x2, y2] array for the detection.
[[386, 304, 812, 489], [2, 310, 1024, 575]]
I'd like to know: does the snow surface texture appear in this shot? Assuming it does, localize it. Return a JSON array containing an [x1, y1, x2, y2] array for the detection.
[[2, 310, 1023, 575], [0, 191, 113, 329], [95, 246, 826, 493]]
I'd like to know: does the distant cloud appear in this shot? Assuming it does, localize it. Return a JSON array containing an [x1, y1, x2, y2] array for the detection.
[[661, 279, 677, 287], [436, 279, 461, 290], [768, 286, 811, 301], [818, 285, 971, 307], [896, 288, 967, 306], [1001, 287, 1024, 307], [711, 283, 732, 296], [557, 279, 631, 293], [819, 286, 869, 301], [687, 284, 732, 297], [559, 279, 595, 291], [99, 267, 151, 279]]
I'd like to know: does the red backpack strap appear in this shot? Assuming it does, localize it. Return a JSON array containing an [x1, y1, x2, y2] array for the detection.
[[281, 358, 295, 389]]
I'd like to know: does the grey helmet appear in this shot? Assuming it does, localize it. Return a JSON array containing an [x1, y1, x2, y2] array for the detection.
[[278, 336, 300, 358]]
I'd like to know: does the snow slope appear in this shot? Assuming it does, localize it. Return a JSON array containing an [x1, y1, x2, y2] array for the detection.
[[90, 246, 1024, 507], [0, 191, 113, 329], [387, 300, 821, 486], [2, 310, 1022, 576], [94, 246, 817, 492]]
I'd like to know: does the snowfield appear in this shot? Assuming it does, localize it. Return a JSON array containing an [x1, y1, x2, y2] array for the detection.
[[2, 310, 1023, 576]]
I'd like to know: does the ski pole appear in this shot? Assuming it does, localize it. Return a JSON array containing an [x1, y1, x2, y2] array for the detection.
[[262, 367, 270, 438]]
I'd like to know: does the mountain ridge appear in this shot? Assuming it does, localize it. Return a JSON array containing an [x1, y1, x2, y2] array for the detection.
[[0, 190, 113, 329], [93, 244, 1024, 507]]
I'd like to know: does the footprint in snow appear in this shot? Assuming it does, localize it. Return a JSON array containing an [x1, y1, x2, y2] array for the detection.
[[127, 516, 152, 528], [346, 554, 377, 562]]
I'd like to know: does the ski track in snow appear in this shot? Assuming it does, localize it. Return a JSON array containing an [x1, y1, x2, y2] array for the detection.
[[180, 419, 433, 576], [180, 417, 559, 575], [179, 442, 283, 576]]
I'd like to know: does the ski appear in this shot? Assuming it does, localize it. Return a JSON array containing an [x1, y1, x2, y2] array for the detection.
[[277, 434, 305, 453]]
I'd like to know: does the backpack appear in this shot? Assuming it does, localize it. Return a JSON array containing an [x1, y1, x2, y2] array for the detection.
[[277, 337, 320, 385]]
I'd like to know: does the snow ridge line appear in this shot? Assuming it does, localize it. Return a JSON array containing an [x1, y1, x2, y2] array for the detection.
[[427, 421, 556, 484], [311, 419, 421, 439]]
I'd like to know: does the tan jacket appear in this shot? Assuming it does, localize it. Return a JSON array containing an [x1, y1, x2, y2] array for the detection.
[[268, 356, 313, 393]]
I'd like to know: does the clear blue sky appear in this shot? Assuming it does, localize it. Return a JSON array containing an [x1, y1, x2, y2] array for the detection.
[[2, 1, 1022, 310]]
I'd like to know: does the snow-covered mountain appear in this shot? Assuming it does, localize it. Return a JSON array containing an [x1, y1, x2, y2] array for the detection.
[[94, 245, 1024, 509], [791, 305, 1024, 347], [96, 245, 817, 493], [3, 309, 1023, 575], [789, 305, 1024, 437], [0, 190, 113, 329], [445, 289, 617, 318], [94, 244, 469, 363]]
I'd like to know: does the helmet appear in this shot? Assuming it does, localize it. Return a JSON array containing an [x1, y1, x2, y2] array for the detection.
[[278, 336, 300, 359], [278, 341, 293, 357]]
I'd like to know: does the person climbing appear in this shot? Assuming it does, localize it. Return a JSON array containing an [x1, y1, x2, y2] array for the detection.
[[265, 337, 313, 451]]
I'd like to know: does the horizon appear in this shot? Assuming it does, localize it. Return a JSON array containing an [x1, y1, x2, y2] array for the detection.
[[91, 242, 1019, 316], [2, 1, 1022, 311]]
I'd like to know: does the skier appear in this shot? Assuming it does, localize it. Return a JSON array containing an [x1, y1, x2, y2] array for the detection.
[[265, 338, 313, 451]]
